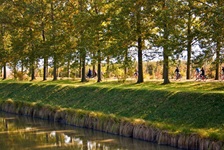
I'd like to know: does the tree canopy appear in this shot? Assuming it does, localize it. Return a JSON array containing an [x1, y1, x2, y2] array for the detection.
[[0, 0, 223, 84]]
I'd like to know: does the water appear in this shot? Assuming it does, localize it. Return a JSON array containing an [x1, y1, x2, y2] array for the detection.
[[0, 111, 178, 150]]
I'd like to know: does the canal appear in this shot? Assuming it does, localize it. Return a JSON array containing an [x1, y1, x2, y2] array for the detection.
[[0, 111, 178, 150]]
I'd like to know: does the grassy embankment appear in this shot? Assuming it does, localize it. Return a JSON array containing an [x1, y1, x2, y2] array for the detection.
[[0, 79, 224, 141]]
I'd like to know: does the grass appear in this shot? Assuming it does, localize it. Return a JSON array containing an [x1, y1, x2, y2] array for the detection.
[[0, 78, 224, 140]]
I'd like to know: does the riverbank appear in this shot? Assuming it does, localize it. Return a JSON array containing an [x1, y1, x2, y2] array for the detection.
[[0, 79, 223, 149]]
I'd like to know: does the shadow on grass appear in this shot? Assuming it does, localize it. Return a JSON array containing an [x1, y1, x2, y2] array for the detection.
[[0, 82, 224, 130]]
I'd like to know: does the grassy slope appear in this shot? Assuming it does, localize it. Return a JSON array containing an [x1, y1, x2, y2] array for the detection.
[[0, 79, 224, 139]]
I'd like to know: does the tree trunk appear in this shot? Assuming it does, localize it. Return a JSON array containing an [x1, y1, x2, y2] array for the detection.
[[13, 63, 17, 80], [42, 19, 48, 81], [81, 58, 87, 82], [79, 56, 82, 78], [97, 50, 102, 82], [186, 42, 192, 80], [215, 41, 220, 80], [0, 65, 2, 78], [81, 54, 87, 82], [30, 64, 35, 81], [163, 50, 170, 84], [162, 0, 170, 84], [53, 56, 57, 81], [53, 66, 57, 81], [21, 60, 24, 74], [106, 55, 110, 78], [124, 49, 128, 77], [3, 63, 6, 80], [137, 36, 143, 83], [67, 58, 70, 78], [186, 10, 192, 80], [136, 9, 143, 83], [92, 52, 96, 77], [43, 57, 48, 80]]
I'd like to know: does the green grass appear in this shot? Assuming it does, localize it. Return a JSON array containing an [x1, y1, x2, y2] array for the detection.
[[0, 79, 224, 140]]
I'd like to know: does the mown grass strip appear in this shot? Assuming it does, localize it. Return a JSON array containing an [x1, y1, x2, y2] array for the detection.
[[0, 79, 224, 141]]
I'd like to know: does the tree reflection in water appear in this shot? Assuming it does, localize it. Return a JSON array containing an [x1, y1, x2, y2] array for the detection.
[[0, 112, 178, 150]]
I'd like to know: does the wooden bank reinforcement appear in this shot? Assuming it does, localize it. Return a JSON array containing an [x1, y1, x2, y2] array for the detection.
[[0, 99, 223, 150]]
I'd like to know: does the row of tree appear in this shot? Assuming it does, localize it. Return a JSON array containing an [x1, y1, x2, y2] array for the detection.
[[0, 0, 223, 84]]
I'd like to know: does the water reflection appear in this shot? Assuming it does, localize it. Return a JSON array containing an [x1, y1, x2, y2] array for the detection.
[[0, 111, 178, 150]]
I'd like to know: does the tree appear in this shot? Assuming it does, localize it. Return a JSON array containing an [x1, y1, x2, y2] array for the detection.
[[39, 0, 49, 81], [73, 0, 89, 82], [107, 0, 155, 83], [0, 24, 11, 80], [46, 0, 68, 81], [153, 0, 184, 84], [84, 0, 115, 82], [199, 0, 224, 80], [179, 0, 202, 79], [0, 1, 14, 80]]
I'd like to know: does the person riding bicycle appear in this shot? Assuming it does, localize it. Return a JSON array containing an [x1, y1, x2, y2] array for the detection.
[[221, 66, 224, 80], [200, 67, 205, 79], [195, 67, 200, 80], [175, 67, 180, 79], [222, 66, 224, 75], [87, 68, 92, 78]]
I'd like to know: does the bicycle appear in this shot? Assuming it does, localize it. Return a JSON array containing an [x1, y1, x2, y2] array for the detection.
[[220, 74, 224, 81], [195, 72, 200, 81], [175, 73, 182, 80], [198, 75, 207, 81]]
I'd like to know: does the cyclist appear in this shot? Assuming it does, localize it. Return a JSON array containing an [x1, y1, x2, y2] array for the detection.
[[195, 67, 200, 80], [134, 69, 138, 78], [87, 68, 92, 78], [200, 67, 205, 80], [175, 67, 180, 80], [221, 66, 224, 80]]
